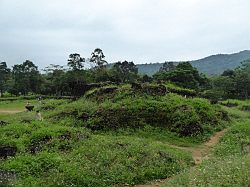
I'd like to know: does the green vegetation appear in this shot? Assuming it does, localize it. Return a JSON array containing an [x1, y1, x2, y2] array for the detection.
[[0, 100, 38, 111], [163, 154, 250, 187], [161, 100, 250, 187], [0, 84, 229, 186], [0, 100, 195, 186], [205, 61, 250, 100], [154, 62, 209, 90], [1, 49, 250, 101], [191, 50, 250, 75], [48, 88, 227, 138], [1, 49, 249, 186]]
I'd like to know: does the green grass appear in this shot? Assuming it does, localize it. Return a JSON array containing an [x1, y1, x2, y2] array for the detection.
[[101, 126, 202, 147], [214, 120, 250, 157], [219, 99, 250, 120], [162, 154, 250, 187], [0, 113, 9, 118], [0, 94, 237, 187], [220, 99, 250, 106], [161, 100, 250, 187], [0, 98, 196, 187], [0, 99, 38, 110], [48, 93, 227, 137], [0, 120, 193, 187]]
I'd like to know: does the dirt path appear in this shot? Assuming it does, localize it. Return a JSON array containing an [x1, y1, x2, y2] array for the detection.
[[0, 109, 24, 114], [133, 129, 228, 187]]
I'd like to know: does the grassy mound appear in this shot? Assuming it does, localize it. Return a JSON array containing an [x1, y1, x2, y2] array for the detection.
[[0, 85, 231, 186], [49, 92, 227, 137]]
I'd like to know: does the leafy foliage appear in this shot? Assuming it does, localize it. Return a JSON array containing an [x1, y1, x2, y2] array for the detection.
[[207, 61, 250, 100], [111, 61, 139, 83], [67, 53, 85, 70], [90, 48, 107, 67], [154, 62, 209, 90], [0, 62, 11, 96], [10, 60, 42, 95]]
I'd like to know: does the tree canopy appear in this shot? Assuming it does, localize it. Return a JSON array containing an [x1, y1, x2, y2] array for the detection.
[[0, 50, 249, 100], [68, 53, 85, 70]]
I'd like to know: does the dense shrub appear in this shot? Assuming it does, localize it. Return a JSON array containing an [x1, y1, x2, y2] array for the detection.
[[84, 86, 119, 102]]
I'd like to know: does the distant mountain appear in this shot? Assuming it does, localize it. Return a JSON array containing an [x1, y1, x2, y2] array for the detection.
[[136, 50, 250, 76]]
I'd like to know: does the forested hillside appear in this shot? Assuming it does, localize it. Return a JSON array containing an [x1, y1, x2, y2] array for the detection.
[[137, 50, 250, 75]]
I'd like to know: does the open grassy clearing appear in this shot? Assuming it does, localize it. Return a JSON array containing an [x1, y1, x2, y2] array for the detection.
[[0, 99, 38, 112]]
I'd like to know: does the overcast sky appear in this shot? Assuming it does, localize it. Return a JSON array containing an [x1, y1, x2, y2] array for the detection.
[[0, 0, 250, 69]]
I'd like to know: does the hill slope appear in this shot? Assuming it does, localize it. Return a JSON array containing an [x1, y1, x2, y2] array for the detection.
[[137, 50, 250, 75]]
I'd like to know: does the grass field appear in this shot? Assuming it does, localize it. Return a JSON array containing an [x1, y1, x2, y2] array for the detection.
[[0, 100, 38, 111], [0, 98, 195, 186], [0, 97, 249, 186]]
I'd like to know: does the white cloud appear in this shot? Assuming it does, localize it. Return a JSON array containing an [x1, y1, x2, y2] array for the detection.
[[0, 0, 249, 68]]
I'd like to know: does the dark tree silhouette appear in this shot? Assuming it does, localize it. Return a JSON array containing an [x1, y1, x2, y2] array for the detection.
[[0, 62, 10, 96], [68, 53, 85, 70], [11, 60, 41, 95], [90, 48, 107, 67]]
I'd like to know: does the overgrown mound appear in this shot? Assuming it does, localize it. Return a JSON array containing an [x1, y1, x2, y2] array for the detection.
[[85, 83, 168, 102], [49, 91, 228, 137], [85, 83, 196, 102]]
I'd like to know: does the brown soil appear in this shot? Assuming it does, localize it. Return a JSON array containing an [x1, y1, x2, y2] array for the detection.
[[133, 129, 228, 187]]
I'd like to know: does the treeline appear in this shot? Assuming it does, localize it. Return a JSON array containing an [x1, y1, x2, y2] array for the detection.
[[0, 48, 249, 99], [0, 49, 140, 97], [203, 61, 250, 100]]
